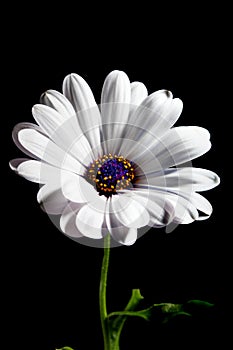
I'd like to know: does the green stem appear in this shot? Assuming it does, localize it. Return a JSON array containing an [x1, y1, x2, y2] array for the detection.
[[99, 234, 111, 350]]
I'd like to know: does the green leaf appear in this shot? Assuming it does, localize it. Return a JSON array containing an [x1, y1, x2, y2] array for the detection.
[[186, 300, 214, 308], [183, 299, 214, 318], [56, 347, 75, 350], [108, 303, 185, 322], [145, 302, 183, 320]]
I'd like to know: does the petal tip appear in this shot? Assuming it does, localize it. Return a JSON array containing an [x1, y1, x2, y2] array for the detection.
[[40, 90, 51, 101], [9, 160, 16, 171], [165, 90, 173, 98], [214, 173, 220, 186]]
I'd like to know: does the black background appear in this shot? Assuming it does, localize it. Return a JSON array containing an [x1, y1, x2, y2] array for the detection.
[[3, 5, 229, 350]]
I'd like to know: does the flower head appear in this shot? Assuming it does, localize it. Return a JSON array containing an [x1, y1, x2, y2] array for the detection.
[[10, 70, 220, 246]]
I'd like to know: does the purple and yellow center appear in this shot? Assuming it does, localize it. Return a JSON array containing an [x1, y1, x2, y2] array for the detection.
[[86, 154, 135, 197]]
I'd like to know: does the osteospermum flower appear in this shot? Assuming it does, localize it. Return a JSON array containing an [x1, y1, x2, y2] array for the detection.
[[10, 70, 220, 245]]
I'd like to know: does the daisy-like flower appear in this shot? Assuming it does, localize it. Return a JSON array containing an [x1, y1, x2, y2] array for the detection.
[[10, 70, 220, 246]]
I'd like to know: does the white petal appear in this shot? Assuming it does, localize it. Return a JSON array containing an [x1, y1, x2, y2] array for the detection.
[[190, 168, 220, 192], [131, 180, 214, 224], [101, 70, 131, 105], [15, 160, 59, 183], [101, 70, 131, 153], [130, 190, 175, 226], [129, 186, 198, 225], [63, 73, 101, 152], [157, 126, 211, 167], [18, 129, 84, 174], [32, 104, 93, 165], [12, 122, 46, 159], [127, 89, 173, 129], [138, 126, 211, 171], [110, 194, 150, 228], [165, 190, 213, 222], [168, 194, 199, 224], [130, 82, 148, 106], [141, 167, 220, 192], [106, 199, 137, 245], [142, 89, 173, 107], [63, 73, 97, 111], [61, 172, 98, 203], [32, 104, 69, 135], [118, 97, 182, 159], [190, 192, 213, 220], [75, 199, 107, 239], [40, 89, 76, 119], [60, 203, 84, 237], [9, 158, 29, 171], [154, 98, 183, 133], [37, 184, 68, 215], [167, 190, 212, 223]]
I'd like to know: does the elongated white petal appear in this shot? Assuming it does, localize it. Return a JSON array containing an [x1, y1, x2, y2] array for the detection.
[[12, 122, 46, 159], [129, 186, 198, 224], [60, 203, 84, 237], [75, 199, 107, 239], [101, 70, 131, 106], [63, 73, 101, 153], [168, 194, 199, 224], [37, 184, 68, 214], [157, 126, 211, 167], [40, 89, 76, 119], [186, 168, 220, 192], [63, 73, 97, 111], [101, 70, 131, 153], [16, 160, 59, 183], [32, 104, 68, 135], [9, 158, 29, 171], [63, 74, 101, 149], [110, 195, 150, 228], [32, 104, 93, 165], [142, 167, 220, 192], [106, 198, 137, 245], [166, 190, 212, 223], [118, 98, 182, 159], [154, 98, 183, 133], [127, 97, 183, 145], [137, 126, 211, 171], [18, 129, 84, 174], [127, 89, 173, 128], [138, 89, 173, 110], [130, 190, 175, 226], [130, 81, 148, 106]]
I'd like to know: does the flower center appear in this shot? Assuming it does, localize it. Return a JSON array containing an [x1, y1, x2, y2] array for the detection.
[[86, 154, 135, 197]]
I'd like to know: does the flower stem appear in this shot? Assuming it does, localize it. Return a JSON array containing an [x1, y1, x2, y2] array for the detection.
[[99, 234, 111, 350]]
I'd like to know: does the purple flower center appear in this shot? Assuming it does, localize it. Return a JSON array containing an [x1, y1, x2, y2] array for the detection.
[[86, 154, 135, 197]]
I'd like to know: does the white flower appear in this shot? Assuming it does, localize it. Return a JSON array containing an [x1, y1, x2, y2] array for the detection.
[[10, 70, 220, 246]]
